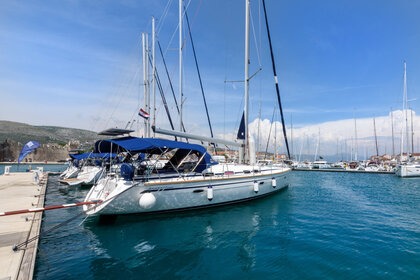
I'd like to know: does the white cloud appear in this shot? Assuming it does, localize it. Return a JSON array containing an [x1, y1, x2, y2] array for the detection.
[[242, 109, 419, 158]]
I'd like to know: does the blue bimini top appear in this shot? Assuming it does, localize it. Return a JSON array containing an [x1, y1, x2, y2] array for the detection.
[[93, 136, 217, 173], [69, 152, 117, 161]]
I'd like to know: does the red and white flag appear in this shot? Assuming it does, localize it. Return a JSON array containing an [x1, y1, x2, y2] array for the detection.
[[138, 108, 150, 119]]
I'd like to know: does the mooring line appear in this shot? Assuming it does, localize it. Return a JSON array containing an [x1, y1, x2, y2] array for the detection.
[[12, 209, 85, 251]]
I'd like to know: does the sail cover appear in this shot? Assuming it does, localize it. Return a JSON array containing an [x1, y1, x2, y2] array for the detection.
[[18, 141, 40, 163]]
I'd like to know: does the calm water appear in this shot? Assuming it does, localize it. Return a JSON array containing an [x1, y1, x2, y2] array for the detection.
[[34, 171, 419, 279], [0, 163, 66, 175]]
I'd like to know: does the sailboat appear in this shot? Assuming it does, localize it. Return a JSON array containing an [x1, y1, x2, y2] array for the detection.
[[83, 0, 291, 216], [395, 62, 420, 177], [59, 152, 115, 186]]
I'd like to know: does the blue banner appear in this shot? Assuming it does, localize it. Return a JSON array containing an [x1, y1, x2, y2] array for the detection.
[[18, 141, 40, 163]]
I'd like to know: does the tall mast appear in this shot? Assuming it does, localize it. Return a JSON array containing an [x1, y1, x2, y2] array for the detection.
[[152, 17, 156, 137], [314, 128, 320, 162], [179, 0, 184, 133], [142, 32, 150, 137], [410, 108, 414, 154], [290, 113, 293, 159], [243, 0, 250, 163], [400, 61, 407, 158], [404, 62, 409, 155], [354, 116, 358, 161], [391, 108, 395, 157], [373, 117, 379, 156]]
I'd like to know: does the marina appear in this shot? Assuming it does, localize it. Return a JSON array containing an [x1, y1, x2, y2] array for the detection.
[[0, 165, 419, 279], [293, 167, 394, 174], [31, 170, 418, 279], [1, 0, 420, 279]]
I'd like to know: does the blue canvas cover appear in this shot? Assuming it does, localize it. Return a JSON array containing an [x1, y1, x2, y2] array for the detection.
[[69, 152, 117, 161], [94, 137, 217, 172]]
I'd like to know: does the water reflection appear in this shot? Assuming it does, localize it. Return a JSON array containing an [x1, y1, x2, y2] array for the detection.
[[83, 189, 290, 278], [36, 172, 420, 279]]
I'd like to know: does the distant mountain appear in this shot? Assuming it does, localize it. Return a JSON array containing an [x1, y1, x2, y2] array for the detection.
[[0, 121, 104, 162], [0, 120, 99, 145]]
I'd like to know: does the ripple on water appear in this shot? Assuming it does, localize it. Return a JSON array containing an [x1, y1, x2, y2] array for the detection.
[[35, 172, 420, 279]]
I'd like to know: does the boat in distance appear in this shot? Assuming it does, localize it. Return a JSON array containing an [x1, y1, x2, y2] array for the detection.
[[59, 152, 115, 186], [396, 161, 420, 177]]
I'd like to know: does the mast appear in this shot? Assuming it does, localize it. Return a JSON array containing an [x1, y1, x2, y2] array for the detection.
[[314, 128, 320, 162], [354, 116, 358, 161], [391, 108, 395, 157], [290, 113, 293, 159], [410, 108, 414, 154], [142, 32, 150, 137], [179, 0, 184, 133], [405, 61, 409, 155], [242, 0, 250, 163], [152, 17, 156, 137], [400, 61, 407, 159], [373, 117, 379, 156]]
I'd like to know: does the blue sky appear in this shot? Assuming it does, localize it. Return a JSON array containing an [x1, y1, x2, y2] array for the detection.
[[1, 0, 419, 156]]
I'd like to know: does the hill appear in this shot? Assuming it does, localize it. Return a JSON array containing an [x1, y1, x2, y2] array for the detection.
[[0, 121, 102, 162], [0, 120, 98, 145]]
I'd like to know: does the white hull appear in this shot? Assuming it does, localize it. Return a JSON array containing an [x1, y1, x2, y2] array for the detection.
[[60, 166, 104, 186], [59, 165, 79, 179], [396, 164, 420, 177], [76, 166, 105, 185], [83, 167, 290, 216]]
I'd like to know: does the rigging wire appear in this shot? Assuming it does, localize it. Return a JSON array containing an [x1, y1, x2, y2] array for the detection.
[[157, 41, 187, 133], [184, 7, 215, 139], [156, 0, 173, 36], [147, 49, 177, 136], [261, 0, 291, 159], [249, 7, 262, 69], [264, 107, 276, 160]]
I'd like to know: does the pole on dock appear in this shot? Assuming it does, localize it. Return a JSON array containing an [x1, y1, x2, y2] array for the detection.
[[0, 200, 102, 217]]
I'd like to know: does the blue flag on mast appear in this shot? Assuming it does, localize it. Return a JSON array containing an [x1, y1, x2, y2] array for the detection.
[[18, 141, 40, 163]]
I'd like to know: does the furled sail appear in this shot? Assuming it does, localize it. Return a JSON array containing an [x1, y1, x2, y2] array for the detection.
[[237, 112, 246, 140]]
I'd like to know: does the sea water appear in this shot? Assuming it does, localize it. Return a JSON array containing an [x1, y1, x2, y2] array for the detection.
[[34, 172, 419, 279], [0, 163, 66, 175]]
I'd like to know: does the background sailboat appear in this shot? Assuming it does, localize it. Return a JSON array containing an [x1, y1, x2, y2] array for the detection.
[[396, 61, 420, 177]]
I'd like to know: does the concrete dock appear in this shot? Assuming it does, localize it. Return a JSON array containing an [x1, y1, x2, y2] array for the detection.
[[0, 171, 47, 280]]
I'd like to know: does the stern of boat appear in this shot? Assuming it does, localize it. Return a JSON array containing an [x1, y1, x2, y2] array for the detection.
[[83, 175, 132, 215]]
